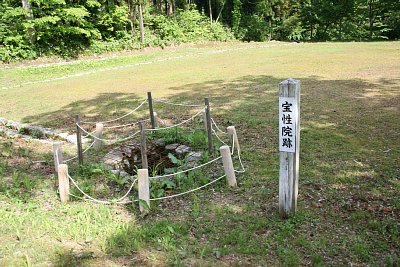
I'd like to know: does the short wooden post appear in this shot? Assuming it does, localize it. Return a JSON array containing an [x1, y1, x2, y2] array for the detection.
[[153, 112, 159, 128], [204, 97, 213, 155], [138, 169, 150, 213], [138, 121, 148, 169], [278, 79, 301, 218], [94, 123, 104, 150], [147, 92, 156, 129], [57, 164, 70, 203], [203, 109, 208, 132], [227, 126, 240, 154], [75, 115, 83, 165], [220, 145, 237, 187], [52, 142, 63, 172]]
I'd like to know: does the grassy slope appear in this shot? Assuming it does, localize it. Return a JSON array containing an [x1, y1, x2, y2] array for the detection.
[[0, 41, 399, 266]]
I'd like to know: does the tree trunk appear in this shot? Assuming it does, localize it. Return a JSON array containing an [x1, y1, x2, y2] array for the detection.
[[128, 0, 136, 37], [208, 0, 213, 26], [21, 0, 35, 44], [138, 3, 145, 44], [369, 0, 374, 40], [310, 22, 313, 40], [268, 18, 272, 40]]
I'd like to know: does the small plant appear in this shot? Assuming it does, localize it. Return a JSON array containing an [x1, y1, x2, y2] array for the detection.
[[188, 129, 207, 148], [107, 173, 130, 187], [0, 140, 13, 157], [192, 194, 200, 218], [17, 147, 31, 157], [30, 128, 44, 139], [1, 171, 37, 201], [151, 127, 187, 144]]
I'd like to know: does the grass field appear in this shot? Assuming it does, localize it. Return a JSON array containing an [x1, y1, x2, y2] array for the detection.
[[0, 41, 399, 266]]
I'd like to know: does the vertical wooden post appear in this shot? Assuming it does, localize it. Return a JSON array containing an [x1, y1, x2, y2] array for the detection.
[[147, 92, 156, 129], [94, 123, 104, 151], [138, 169, 150, 213], [204, 97, 213, 155], [227, 126, 240, 154], [153, 112, 159, 128], [220, 146, 237, 187], [57, 164, 70, 203], [278, 79, 301, 218], [52, 142, 63, 172], [75, 115, 83, 165], [138, 121, 148, 169], [203, 109, 208, 132]]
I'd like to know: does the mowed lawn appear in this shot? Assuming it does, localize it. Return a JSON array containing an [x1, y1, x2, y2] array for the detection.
[[0, 42, 399, 266]]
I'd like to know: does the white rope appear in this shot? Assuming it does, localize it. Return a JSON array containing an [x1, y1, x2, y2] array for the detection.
[[235, 152, 246, 173], [67, 173, 138, 204], [146, 108, 205, 131], [82, 130, 96, 138], [77, 123, 140, 143], [70, 174, 226, 204], [64, 141, 95, 163], [153, 99, 204, 107], [229, 133, 245, 173], [80, 99, 147, 124], [211, 118, 227, 134], [212, 128, 228, 147], [103, 118, 150, 129], [149, 156, 222, 179], [147, 174, 226, 201]]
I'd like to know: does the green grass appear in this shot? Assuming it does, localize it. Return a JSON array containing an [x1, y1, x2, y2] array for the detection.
[[0, 41, 399, 266]]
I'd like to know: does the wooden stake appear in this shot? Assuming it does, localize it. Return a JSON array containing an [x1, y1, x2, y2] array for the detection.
[[94, 123, 104, 150], [203, 109, 208, 132], [138, 169, 150, 213], [278, 79, 301, 218], [220, 145, 237, 187], [148, 92, 156, 129], [52, 142, 63, 172], [204, 97, 213, 155], [227, 126, 240, 154], [75, 115, 83, 165], [138, 121, 148, 169], [153, 112, 159, 128], [57, 164, 70, 203]]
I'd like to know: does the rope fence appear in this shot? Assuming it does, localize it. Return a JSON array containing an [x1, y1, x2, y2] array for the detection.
[[53, 93, 245, 213], [80, 99, 147, 124]]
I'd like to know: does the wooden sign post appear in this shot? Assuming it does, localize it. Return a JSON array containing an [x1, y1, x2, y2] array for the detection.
[[278, 79, 300, 218]]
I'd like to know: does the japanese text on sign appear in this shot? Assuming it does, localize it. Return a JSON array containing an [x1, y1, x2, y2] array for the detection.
[[279, 97, 297, 152]]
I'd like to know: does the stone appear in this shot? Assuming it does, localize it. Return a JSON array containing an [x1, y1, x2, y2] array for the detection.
[[57, 132, 69, 139], [153, 138, 166, 147], [0, 118, 7, 126], [165, 143, 179, 150], [66, 134, 91, 144], [175, 144, 190, 155], [186, 151, 203, 162], [7, 121, 20, 130], [120, 171, 129, 178], [102, 146, 131, 169]]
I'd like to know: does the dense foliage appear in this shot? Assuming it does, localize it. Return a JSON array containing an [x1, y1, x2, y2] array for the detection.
[[0, 0, 399, 62]]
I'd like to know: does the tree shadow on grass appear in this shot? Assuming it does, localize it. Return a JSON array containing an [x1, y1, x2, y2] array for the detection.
[[22, 92, 144, 131], [17, 74, 400, 265]]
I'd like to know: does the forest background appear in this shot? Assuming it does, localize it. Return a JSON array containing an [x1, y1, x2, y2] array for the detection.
[[1, 0, 399, 62]]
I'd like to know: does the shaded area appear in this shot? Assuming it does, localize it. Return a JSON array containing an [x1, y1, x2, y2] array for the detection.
[[22, 92, 144, 130], [13, 74, 400, 265]]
